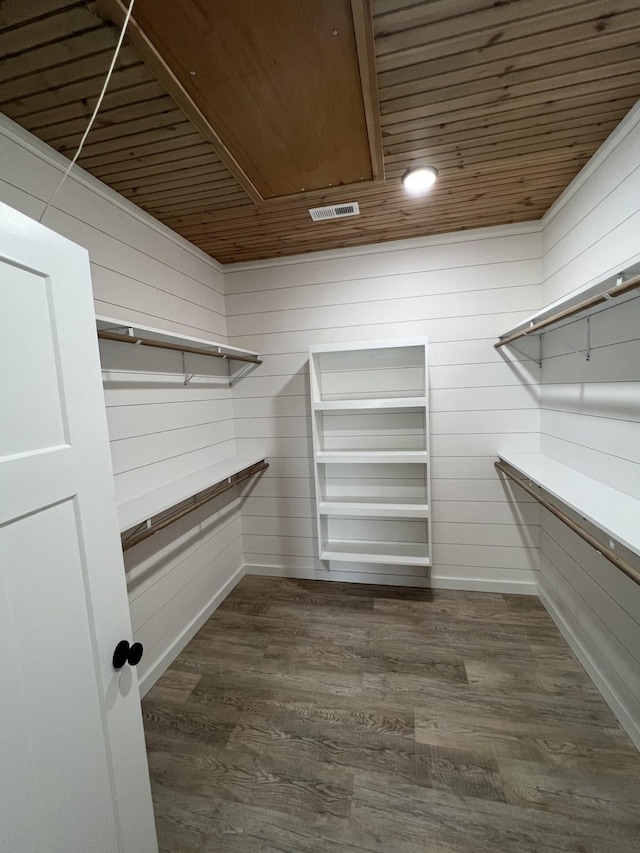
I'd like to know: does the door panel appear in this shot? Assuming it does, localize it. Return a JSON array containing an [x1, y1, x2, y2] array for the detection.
[[1, 500, 117, 852], [0, 201, 157, 852], [1, 264, 67, 456]]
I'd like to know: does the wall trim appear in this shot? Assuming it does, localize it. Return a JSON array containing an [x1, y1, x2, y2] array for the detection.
[[537, 575, 640, 752], [0, 112, 224, 274], [224, 221, 542, 274], [244, 563, 538, 595], [541, 99, 640, 230], [137, 562, 245, 697]]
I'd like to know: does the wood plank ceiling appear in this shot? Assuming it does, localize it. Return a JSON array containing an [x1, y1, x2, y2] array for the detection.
[[2, 0, 640, 264]]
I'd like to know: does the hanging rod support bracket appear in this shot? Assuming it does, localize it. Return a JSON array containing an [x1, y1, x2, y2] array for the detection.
[[182, 351, 195, 386], [507, 342, 541, 368]]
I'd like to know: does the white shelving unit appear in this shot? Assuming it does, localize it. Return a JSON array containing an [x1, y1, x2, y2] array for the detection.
[[96, 315, 266, 547], [309, 338, 431, 571]]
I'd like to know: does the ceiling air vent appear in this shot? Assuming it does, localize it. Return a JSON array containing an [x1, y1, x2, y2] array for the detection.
[[309, 202, 360, 221]]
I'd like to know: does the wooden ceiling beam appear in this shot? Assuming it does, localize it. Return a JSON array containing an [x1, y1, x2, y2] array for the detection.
[[97, 0, 263, 203], [351, 0, 384, 181]]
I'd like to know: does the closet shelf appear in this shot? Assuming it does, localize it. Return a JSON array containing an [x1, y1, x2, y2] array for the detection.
[[96, 315, 261, 365], [316, 450, 428, 464], [319, 501, 429, 519], [310, 338, 431, 571], [313, 397, 427, 411], [117, 453, 267, 534], [321, 540, 431, 566], [495, 267, 640, 351], [497, 452, 640, 561]]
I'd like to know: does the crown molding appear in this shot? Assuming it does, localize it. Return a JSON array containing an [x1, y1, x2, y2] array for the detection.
[[223, 220, 542, 273]]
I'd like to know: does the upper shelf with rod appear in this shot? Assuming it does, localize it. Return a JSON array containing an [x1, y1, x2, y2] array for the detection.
[[495, 266, 640, 360], [96, 315, 261, 383]]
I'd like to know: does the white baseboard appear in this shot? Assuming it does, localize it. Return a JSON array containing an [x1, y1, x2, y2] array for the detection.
[[538, 576, 640, 751], [138, 562, 246, 697], [244, 563, 538, 595]]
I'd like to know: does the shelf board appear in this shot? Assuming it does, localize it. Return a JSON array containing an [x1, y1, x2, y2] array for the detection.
[[498, 452, 640, 558], [496, 266, 640, 348], [309, 338, 429, 353], [313, 397, 426, 411], [321, 540, 430, 566], [316, 450, 428, 464], [117, 452, 266, 532], [96, 314, 260, 363], [319, 501, 429, 519]]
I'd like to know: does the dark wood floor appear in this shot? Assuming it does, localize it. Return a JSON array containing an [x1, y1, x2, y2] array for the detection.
[[142, 576, 640, 852]]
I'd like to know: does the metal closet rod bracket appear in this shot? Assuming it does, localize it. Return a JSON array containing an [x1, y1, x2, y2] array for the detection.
[[98, 325, 136, 363]]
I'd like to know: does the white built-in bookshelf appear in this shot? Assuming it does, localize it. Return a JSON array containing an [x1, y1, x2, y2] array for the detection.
[[309, 338, 431, 571]]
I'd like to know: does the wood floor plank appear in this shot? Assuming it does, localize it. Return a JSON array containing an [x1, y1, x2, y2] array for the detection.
[[146, 670, 203, 705], [464, 658, 600, 697], [261, 637, 469, 683], [142, 698, 237, 752], [143, 576, 640, 851], [351, 772, 640, 853], [148, 741, 354, 822], [498, 757, 640, 826], [225, 708, 507, 804], [196, 609, 370, 647], [150, 783, 378, 853]]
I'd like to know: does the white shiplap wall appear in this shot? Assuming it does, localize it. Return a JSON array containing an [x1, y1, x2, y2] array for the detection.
[[225, 226, 543, 592], [0, 115, 243, 693], [538, 102, 640, 747]]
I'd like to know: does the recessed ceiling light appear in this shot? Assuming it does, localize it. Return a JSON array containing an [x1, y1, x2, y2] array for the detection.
[[402, 166, 438, 194]]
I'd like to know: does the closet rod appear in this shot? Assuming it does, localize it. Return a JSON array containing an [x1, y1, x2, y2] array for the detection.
[[122, 460, 268, 551], [98, 329, 262, 364], [495, 460, 640, 587], [495, 272, 640, 349]]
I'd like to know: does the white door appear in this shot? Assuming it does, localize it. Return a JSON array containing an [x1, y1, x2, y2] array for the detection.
[[0, 201, 158, 852]]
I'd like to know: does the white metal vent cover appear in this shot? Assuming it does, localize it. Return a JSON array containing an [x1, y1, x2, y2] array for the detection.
[[308, 202, 360, 221]]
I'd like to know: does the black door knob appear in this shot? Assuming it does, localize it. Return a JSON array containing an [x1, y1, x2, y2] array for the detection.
[[112, 640, 144, 670]]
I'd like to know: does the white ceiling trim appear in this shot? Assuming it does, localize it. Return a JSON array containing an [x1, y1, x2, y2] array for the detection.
[[223, 221, 543, 274]]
